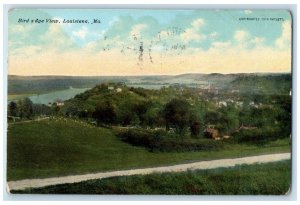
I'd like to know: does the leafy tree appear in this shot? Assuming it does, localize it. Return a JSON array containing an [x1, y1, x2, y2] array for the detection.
[[117, 101, 135, 126], [204, 111, 221, 125], [249, 107, 277, 127], [18, 98, 33, 119], [8, 101, 18, 117], [32, 104, 52, 116], [163, 98, 190, 134], [239, 107, 252, 126], [92, 101, 116, 125], [144, 107, 160, 128], [218, 105, 239, 135], [132, 101, 148, 125]]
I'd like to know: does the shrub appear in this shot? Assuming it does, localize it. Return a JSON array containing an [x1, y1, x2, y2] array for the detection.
[[116, 128, 222, 152], [232, 126, 285, 145]]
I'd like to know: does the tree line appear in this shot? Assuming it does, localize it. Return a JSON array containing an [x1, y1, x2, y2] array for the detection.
[[8, 98, 53, 120]]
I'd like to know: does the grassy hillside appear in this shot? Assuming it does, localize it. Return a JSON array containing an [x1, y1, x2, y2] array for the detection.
[[7, 118, 290, 181], [13, 160, 291, 195]]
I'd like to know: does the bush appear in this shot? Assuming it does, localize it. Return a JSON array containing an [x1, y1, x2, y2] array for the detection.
[[232, 126, 286, 145], [116, 128, 222, 152]]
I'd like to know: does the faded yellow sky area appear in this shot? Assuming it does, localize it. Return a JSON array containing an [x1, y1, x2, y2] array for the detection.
[[9, 46, 291, 76]]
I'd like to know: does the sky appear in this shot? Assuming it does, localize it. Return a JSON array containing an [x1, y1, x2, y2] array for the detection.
[[8, 9, 292, 76]]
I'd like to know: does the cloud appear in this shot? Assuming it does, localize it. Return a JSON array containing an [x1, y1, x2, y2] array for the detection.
[[11, 22, 75, 56], [234, 30, 250, 42], [209, 32, 218, 38], [72, 26, 88, 40], [191, 18, 205, 29], [211, 41, 231, 50], [130, 24, 148, 38], [40, 24, 75, 51], [12, 45, 43, 58], [251, 37, 265, 45], [231, 28, 268, 49], [180, 28, 205, 42], [10, 22, 76, 56], [275, 21, 291, 50], [8, 22, 46, 53], [244, 10, 253, 15], [180, 18, 206, 42]]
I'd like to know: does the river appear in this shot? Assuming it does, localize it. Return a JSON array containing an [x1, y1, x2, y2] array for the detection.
[[28, 87, 90, 104]]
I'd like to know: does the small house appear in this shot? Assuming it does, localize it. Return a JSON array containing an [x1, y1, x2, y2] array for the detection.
[[55, 99, 64, 106]]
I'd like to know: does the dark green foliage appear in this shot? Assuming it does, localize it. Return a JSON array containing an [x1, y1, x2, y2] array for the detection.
[[163, 98, 191, 134], [116, 128, 222, 152], [204, 111, 221, 125], [232, 126, 288, 145], [13, 160, 291, 195], [143, 106, 162, 128], [8, 98, 53, 120], [17, 98, 33, 119], [129, 87, 148, 97], [217, 105, 239, 135], [32, 104, 52, 116], [8, 101, 18, 117], [229, 74, 291, 95], [204, 106, 239, 136], [190, 121, 201, 137], [92, 101, 116, 125]]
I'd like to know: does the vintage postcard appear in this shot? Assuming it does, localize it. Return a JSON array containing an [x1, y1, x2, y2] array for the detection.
[[7, 9, 292, 195]]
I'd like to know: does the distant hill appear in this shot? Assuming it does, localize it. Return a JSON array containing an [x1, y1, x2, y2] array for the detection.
[[8, 76, 129, 95], [8, 73, 291, 95], [228, 74, 291, 95]]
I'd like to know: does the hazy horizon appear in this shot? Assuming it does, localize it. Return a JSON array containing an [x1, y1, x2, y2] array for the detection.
[[8, 71, 291, 78]]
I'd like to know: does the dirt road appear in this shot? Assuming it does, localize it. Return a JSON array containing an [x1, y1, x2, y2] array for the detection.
[[7, 153, 290, 191]]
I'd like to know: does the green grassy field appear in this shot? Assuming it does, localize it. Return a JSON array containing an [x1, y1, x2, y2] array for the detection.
[[12, 160, 291, 195], [7, 118, 291, 181]]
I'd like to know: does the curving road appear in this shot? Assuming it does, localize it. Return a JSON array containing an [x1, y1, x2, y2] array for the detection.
[[7, 153, 290, 192]]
